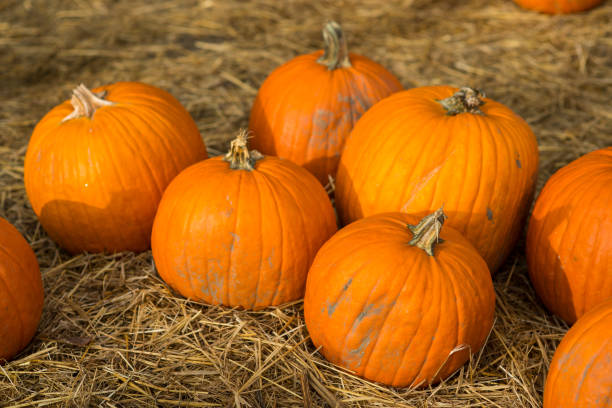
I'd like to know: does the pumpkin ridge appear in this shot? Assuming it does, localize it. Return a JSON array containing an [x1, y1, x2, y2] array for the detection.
[[226, 169, 245, 306], [360, 251, 425, 382], [0, 259, 27, 354], [254, 168, 286, 306], [100, 109, 157, 246], [116, 100, 195, 174], [105, 107, 166, 196]]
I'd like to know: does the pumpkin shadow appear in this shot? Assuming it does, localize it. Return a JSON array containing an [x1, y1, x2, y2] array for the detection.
[[38, 189, 157, 254]]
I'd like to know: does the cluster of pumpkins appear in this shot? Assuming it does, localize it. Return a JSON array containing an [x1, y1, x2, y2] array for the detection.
[[1, 1, 610, 405]]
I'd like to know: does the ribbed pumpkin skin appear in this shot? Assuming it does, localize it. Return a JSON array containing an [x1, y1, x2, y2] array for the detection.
[[151, 156, 337, 309], [527, 148, 612, 324], [303, 212, 495, 387], [24, 82, 207, 254], [514, 0, 603, 14], [544, 298, 612, 407], [249, 51, 402, 185], [0, 218, 43, 362], [335, 86, 539, 272]]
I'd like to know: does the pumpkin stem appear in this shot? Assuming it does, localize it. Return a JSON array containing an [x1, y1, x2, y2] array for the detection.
[[61, 84, 114, 122], [407, 206, 447, 256], [438, 87, 485, 116], [316, 21, 351, 70], [224, 130, 264, 171]]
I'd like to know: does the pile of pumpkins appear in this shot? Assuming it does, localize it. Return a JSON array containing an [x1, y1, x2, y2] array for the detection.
[[1, 0, 610, 405]]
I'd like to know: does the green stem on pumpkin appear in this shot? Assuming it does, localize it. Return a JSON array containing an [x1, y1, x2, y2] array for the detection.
[[224, 130, 263, 171], [61, 84, 114, 122], [316, 21, 351, 70], [407, 206, 447, 256], [438, 87, 486, 116]]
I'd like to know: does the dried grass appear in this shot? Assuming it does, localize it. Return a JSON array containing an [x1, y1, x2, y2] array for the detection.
[[1, 0, 611, 406]]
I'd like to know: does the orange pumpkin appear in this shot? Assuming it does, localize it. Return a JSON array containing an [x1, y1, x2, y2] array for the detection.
[[24, 82, 207, 254], [0, 217, 43, 362], [151, 131, 337, 309], [249, 21, 402, 185], [544, 298, 612, 407], [335, 86, 539, 272], [513, 0, 603, 13], [527, 147, 612, 324], [304, 209, 495, 387]]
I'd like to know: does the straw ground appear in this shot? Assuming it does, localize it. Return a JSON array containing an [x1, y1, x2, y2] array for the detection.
[[1, 0, 611, 406]]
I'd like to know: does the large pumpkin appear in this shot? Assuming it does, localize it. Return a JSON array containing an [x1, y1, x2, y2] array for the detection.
[[335, 86, 539, 272], [527, 147, 611, 324], [24, 82, 207, 254], [151, 131, 337, 309], [0, 217, 44, 362], [249, 21, 402, 185], [544, 298, 612, 407], [513, 0, 603, 13], [304, 209, 495, 387]]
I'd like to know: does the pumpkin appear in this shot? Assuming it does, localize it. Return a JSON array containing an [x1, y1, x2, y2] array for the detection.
[[151, 131, 337, 309], [24, 82, 207, 254], [335, 86, 539, 273], [248, 21, 402, 185], [303, 209, 495, 387], [513, 0, 603, 14], [527, 147, 612, 324], [0, 217, 44, 362], [544, 298, 612, 407]]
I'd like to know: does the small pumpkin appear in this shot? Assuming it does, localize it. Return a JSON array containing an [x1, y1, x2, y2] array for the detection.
[[151, 131, 337, 309], [513, 0, 603, 14], [335, 86, 539, 272], [0, 217, 44, 362], [249, 21, 402, 185], [304, 209, 495, 387], [544, 298, 612, 407], [527, 147, 612, 324], [24, 82, 207, 254]]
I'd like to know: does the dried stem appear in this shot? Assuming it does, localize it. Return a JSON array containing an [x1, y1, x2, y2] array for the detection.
[[316, 21, 351, 70], [224, 130, 264, 170], [438, 87, 486, 116], [408, 206, 448, 256], [61, 84, 114, 122]]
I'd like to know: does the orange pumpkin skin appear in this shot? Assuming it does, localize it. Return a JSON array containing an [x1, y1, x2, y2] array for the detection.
[[527, 147, 612, 324], [303, 211, 495, 387], [0, 218, 43, 362], [514, 0, 603, 14], [24, 82, 207, 254], [544, 298, 612, 407], [151, 137, 337, 309], [335, 86, 539, 273], [249, 23, 402, 185]]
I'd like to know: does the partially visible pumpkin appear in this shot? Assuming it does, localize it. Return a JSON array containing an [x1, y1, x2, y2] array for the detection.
[[24, 82, 208, 254], [527, 147, 612, 324], [249, 21, 402, 185], [513, 0, 603, 14], [335, 86, 539, 273], [544, 298, 612, 407], [0, 217, 43, 362], [152, 131, 337, 309], [304, 209, 495, 387]]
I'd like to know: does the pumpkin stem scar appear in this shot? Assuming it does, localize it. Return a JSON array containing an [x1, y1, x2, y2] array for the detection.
[[437, 87, 486, 116], [224, 129, 264, 171], [317, 21, 352, 70], [61, 84, 115, 122], [407, 206, 447, 256]]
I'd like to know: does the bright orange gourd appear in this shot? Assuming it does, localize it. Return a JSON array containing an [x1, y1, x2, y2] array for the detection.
[[151, 131, 337, 309], [335, 86, 539, 273], [0, 217, 43, 362], [544, 298, 612, 407], [249, 21, 402, 185], [527, 147, 612, 324], [513, 0, 603, 13], [24, 82, 207, 254], [304, 209, 495, 387]]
